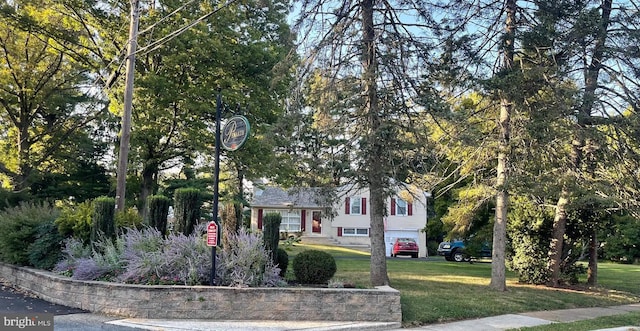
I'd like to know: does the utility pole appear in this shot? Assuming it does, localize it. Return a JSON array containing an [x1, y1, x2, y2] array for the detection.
[[116, 0, 140, 212]]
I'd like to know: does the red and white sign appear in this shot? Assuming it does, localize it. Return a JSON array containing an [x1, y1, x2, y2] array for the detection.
[[207, 221, 218, 247]]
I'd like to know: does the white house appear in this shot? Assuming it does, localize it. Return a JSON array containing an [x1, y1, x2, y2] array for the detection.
[[250, 185, 429, 257]]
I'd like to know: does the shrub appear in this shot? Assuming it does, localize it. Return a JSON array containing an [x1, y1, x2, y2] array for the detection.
[[507, 197, 553, 284], [216, 228, 282, 287], [263, 212, 281, 264], [58, 234, 122, 281], [275, 248, 289, 277], [292, 250, 336, 284], [0, 201, 59, 265], [116, 207, 143, 230], [28, 220, 64, 270], [55, 226, 281, 287], [118, 227, 168, 283], [91, 196, 116, 244], [146, 195, 170, 236], [159, 231, 210, 285], [55, 201, 93, 243], [173, 188, 202, 235], [54, 237, 91, 275], [57, 227, 210, 285], [602, 213, 640, 263]]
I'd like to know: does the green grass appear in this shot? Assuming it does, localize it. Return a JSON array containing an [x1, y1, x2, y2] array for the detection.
[[284, 243, 640, 327], [511, 312, 640, 331]]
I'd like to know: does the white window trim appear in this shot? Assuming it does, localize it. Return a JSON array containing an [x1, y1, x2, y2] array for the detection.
[[396, 198, 408, 216], [273, 209, 301, 232], [342, 227, 369, 236], [350, 196, 362, 215]]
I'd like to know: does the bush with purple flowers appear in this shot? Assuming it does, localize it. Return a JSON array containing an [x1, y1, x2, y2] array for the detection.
[[216, 228, 284, 287], [54, 226, 282, 287]]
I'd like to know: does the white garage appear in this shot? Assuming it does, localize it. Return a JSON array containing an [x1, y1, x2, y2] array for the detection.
[[384, 229, 423, 257]]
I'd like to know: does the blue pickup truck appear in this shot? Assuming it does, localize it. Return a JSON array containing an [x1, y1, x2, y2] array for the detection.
[[437, 240, 492, 262]]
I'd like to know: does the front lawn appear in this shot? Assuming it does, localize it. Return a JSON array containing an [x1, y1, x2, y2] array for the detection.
[[285, 243, 640, 327]]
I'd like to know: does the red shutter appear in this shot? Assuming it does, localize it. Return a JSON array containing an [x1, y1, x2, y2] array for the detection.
[[258, 209, 263, 229], [301, 209, 306, 231], [338, 227, 343, 237], [408, 203, 413, 216], [345, 197, 350, 214], [362, 198, 367, 215], [391, 198, 396, 216]]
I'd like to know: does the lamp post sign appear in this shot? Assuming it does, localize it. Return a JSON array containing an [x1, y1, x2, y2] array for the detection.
[[209, 93, 249, 286], [221, 115, 250, 151]]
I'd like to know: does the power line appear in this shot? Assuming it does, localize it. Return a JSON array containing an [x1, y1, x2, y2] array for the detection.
[[135, 0, 239, 57]]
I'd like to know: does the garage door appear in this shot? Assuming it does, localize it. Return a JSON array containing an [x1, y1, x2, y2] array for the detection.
[[384, 230, 420, 257]]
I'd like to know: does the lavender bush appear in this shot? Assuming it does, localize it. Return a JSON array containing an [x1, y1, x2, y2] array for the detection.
[[118, 227, 166, 283], [55, 226, 282, 287], [216, 228, 283, 287], [159, 232, 210, 285]]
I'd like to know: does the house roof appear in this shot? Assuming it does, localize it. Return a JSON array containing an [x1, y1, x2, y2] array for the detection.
[[251, 187, 325, 208]]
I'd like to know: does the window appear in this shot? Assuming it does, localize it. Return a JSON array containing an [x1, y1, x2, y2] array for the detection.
[[391, 198, 412, 216], [273, 210, 301, 232], [396, 198, 407, 216], [342, 228, 369, 236], [345, 197, 367, 215]]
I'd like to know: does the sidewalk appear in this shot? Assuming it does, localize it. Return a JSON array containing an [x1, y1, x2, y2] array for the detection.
[[103, 304, 640, 331]]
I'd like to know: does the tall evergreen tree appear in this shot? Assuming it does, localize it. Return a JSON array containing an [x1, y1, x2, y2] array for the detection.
[[292, 0, 438, 286]]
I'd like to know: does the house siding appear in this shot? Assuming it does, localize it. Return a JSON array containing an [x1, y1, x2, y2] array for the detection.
[[251, 186, 429, 257]]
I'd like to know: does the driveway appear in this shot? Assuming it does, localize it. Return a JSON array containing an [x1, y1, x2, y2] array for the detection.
[[1, 279, 141, 330]]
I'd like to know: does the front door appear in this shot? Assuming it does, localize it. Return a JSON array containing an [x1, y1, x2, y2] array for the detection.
[[312, 211, 322, 233]]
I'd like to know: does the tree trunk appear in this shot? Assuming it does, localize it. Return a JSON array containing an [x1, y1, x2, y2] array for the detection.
[[548, 189, 569, 287], [362, 0, 389, 286], [15, 123, 32, 191], [489, 0, 516, 292], [548, 0, 612, 287], [140, 162, 158, 220], [587, 229, 598, 285]]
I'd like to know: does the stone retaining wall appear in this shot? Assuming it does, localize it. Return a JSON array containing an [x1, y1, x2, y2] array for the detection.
[[0, 263, 401, 322]]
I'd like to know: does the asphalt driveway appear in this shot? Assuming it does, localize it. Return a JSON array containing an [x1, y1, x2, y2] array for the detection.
[[1, 279, 140, 330]]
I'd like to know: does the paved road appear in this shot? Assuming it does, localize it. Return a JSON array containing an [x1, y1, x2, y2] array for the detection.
[[0, 281, 141, 331]]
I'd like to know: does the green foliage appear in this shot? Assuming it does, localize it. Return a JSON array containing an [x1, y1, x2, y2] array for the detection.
[[91, 197, 115, 244], [115, 207, 143, 230], [0, 2, 110, 194], [55, 201, 93, 243], [28, 219, 64, 270], [173, 188, 202, 235], [263, 212, 282, 264], [280, 235, 301, 250], [602, 213, 640, 264], [507, 197, 553, 284], [0, 188, 30, 210], [216, 228, 282, 287], [276, 248, 289, 277], [0, 201, 59, 265], [292, 250, 337, 284], [146, 195, 170, 236]]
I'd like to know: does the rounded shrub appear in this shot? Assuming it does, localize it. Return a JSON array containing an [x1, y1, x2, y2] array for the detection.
[[275, 248, 289, 277], [292, 250, 336, 284]]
